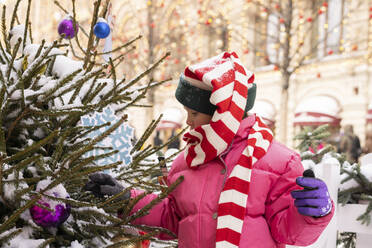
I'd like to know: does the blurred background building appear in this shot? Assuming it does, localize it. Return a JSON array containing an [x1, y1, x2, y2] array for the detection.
[[6, 0, 371, 153]]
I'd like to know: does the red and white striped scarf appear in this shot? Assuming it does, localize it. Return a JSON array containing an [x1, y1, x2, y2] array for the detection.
[[182, 52, 273, 247]]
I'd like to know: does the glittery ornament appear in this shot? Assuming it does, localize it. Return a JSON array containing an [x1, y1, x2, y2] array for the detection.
[[58, 18, 78, 39], [93, 18, 110, 39], [111, 234, 148, 248], [29, 179, 71, 228]]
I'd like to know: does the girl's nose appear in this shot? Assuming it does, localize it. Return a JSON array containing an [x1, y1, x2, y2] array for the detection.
[[186, 115, 193, 127]]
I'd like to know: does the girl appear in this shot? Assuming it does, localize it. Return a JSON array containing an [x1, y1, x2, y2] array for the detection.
[[86, 52, 334, 248]]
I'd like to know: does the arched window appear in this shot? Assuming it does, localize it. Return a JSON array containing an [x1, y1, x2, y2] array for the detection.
[[294, 95, 341, 126]]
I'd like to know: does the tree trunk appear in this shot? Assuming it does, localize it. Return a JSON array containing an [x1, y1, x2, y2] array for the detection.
[[278, 72, 290, 144], [147, 1, 155, 129], [278, 0, 293, 145]]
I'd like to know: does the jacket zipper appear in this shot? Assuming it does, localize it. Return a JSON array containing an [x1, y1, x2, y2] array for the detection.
[[218, 141, 234, 190]]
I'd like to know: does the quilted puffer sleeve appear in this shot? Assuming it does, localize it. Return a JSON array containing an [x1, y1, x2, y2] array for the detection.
[[264, 153, 334, 246], [129, 189, 180, 240], [128, 155, 185, 240]]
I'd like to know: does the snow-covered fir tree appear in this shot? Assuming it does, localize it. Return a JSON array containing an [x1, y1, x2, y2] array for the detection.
[[0, 1, 182, 247]]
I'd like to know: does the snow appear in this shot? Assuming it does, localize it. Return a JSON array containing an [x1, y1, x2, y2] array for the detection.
[[360, 153, 372, 166], [339, 164, 372, 191], [53, 55, 83, 78], [33, 127, 44, 139], [95, 78, 114, 96], [23, 44, 43, 62], [36, 178, 69, 209], [301, 153, 340, 179], [69, 241, 84, 248], [97, 17, 108, 23], [9, 25, 30, 50], [10, 90, 22, 100], [307, 152, 372, 192], [5, 223, 57, 248], [2, 171, 28, 202], [1, 227, 46, 248], [37, 77, 57, 93]]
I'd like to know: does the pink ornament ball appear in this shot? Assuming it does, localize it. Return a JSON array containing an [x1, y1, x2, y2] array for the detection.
[[30, 200, 71, 228], [58, 18, 78, 39]]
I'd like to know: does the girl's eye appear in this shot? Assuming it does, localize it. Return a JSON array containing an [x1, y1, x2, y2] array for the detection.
[[191, 112, 197, 116]]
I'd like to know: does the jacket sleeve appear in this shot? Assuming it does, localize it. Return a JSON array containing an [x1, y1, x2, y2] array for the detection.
[[264, 153, 334, 246], [129, 189, 180, 240]]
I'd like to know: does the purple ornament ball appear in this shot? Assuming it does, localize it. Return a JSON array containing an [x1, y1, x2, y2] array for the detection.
[[58, 19, 78, 39], [30, 200, 71, 228]]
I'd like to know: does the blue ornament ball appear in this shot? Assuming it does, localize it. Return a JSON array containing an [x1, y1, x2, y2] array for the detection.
[[93, 21, 110, 39]]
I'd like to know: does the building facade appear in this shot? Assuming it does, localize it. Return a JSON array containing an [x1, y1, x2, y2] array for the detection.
[[6, 0, 371, 152], [149, 0, 372, 152]]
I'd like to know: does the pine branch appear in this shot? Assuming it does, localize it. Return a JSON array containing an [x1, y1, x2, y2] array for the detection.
[[62, 114, 128, 166], [0, 154, 4, 198], [20, 40, 59, 87], [0, 195, 40, 233], [9, 0, 22, 31], [22, 0, 32, 51], [81, 79, 105, 105], [4, 129, 59, 164], [2, 5, 11, 54], [132, 224, 177, 239], [68, 66, 106, 104], [6, 106, 30, 142], [131, 115, 162, 154], [83, 0, 102, 69], [36, 238, 55, 248], [3, 154, 40, 177], [356, 200, 372, 225], [97, 35, 142, 56], [0, 228, 22, 245], [107, 231, 159, 248], [117, 52, 170, 95], [42, 68, 83, 101], [6, 37, 21, 81]]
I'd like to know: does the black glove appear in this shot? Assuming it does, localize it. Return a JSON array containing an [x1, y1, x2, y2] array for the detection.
[[84, 173, 130, 201]]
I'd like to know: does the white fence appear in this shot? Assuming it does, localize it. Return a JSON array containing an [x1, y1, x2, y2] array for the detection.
[[288, 156, 372, 248]]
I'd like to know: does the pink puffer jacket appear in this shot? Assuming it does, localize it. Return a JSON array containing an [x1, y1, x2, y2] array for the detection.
[[131, 115, 334, 248]]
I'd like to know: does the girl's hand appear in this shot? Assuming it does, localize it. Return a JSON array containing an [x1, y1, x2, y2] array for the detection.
[[84, 173, 130, 201], [290, 169, 332, 217]]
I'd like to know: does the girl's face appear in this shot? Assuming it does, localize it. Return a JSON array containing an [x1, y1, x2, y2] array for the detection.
[[184, 106, 212, 130]]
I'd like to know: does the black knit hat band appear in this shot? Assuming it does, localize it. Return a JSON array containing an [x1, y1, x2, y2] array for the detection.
[[175, 75, 216, 115], [175, 74, 257, 116]]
